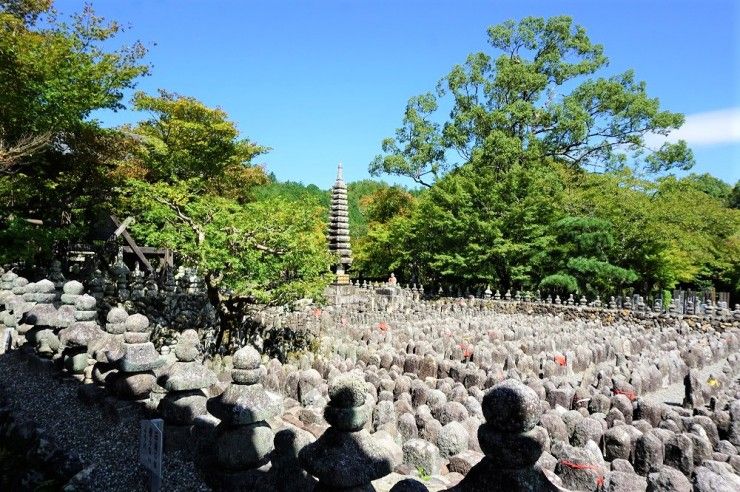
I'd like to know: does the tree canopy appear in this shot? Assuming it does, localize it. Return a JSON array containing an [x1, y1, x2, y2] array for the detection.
[[0, 4, 737, 306], [0, 0, 148, 262], [371, 16, 694, 188], [364, 17, 738, 299], [117, 91, 332, 306]]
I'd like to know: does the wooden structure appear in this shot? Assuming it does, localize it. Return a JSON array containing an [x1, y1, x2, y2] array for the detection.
[[94, 215, 173, 272]]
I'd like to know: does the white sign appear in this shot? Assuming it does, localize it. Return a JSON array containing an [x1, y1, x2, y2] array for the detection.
[[139, 419, 163, 491], [2, 329, 11, 353]]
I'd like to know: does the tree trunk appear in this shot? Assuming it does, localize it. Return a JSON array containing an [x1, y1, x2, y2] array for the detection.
[[205, 272, 230, 353]]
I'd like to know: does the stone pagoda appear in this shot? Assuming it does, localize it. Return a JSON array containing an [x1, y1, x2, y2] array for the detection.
[[327, 162, 352, 285]]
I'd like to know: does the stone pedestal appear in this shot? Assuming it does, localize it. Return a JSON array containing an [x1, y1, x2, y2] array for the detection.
[[113, 313, 163, 399], [158, 329, 216, 453], [89, 305, 128, 385], [59, 293, 104, 381], [22, 279, 61, 358]]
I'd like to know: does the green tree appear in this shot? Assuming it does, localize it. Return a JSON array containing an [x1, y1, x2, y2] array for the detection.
[[728, 181, 740, 209], [681, 173, 732, 203], [650, 175, 739, 291], [255, 181, 329, 209], [539, 216, 638, 295], [119, 90, 270, 202], [409, 161, 563, 289], [347, 179, 390, 240], [365, 16, 708, 295], [117, 93, 333, 317], [371, 16, 693, 186], [0, 0, 148, 262], [564, 169, 740, 295], [362, 185, 416, 224], [123, 180, 332, 306], [353, 186, 416, 280]]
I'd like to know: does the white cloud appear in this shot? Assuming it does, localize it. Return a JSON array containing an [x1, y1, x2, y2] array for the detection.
[[647, 107, 740, 148]]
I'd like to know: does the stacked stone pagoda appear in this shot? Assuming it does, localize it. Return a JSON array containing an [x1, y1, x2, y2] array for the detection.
[[114, 313, 163, 399], [206, 346, 283, 488], [327, 162, 352, 285], [450, 379, 560, 491], [59, 293, 104, 380], [299, 373, 396, 489], [89, 306, 129, 386], [158, 329, 216, 426]]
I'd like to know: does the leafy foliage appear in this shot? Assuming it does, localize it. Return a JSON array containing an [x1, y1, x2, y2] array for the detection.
[[538, 215, 638, 295], [372, 16, 693, 187], [122, 180, 332, 304], [539, 273, 578, 294], [363, 17, 737, 299], [353, 186, 417, 279], [120, 90, 269, 197], [116, 92, 332, 305], [0, 0, 148, 262]]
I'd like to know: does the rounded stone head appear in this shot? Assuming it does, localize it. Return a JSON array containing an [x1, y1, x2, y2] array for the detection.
[[107, 306, 128, 323], [324, 373, 370, 431], [328, 373, 367, 408], [482, 379, 542, 433], [125, 313, 150, 333], [36, 279, 56, 294], [233, 346, 261, 370], [75, 294, 97, 311], [63, 280, 84, 295], [174, 329, 200, 362]]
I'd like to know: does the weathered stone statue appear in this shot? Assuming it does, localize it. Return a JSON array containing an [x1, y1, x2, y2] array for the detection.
[[89, 305, 128, 386], [299, 373, 397, 491], [22, 279, 61, 357], [113, 313, 163, 399], [158, 329, 216, 428], [449, 379, 560, 491], [59, 293, 104, 380], [206, 346, 283, 488]]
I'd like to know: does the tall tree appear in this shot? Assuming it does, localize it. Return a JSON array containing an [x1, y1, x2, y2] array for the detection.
[[363, 16, 710, 295], [409, 161, 564, 289], [353, 185, 417, 280], [119, 90, 269, 200], [0, 0, 148, 262], [117, 93, 333, 317], [538, 215, 638, 295], [371, 16, 693, 186]]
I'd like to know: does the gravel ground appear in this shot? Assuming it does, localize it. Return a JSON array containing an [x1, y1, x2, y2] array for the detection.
[[0, 351, 210, 491]]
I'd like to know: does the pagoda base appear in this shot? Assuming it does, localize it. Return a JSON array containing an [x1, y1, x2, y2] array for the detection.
[[324, 282, 357, 306], [334, 273, 351, 286]]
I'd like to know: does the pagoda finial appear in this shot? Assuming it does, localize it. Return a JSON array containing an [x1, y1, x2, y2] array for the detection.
[[336, 162, 344, 183]]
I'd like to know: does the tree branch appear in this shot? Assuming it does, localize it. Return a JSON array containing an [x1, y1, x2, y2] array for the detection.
[[0, 133, 52, 172], [223, 227, 286, 255], [151, 195, 206, 245]]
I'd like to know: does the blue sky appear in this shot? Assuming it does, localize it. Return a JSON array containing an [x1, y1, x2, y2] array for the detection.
[[61, 0, 739, 187]]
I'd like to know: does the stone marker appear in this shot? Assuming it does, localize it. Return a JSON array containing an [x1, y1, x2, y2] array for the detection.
[[299, 373, 397, 489]]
